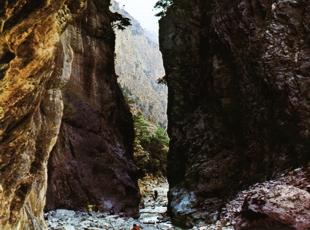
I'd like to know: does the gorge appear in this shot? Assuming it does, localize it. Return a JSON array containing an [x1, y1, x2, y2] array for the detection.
[[0, 0, 309, 229]]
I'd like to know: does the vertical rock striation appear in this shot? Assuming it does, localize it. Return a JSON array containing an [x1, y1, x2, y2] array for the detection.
[[112, 1, 167, 128], [45, 0, 140, 216], [0, 0, 85, 229], [160, 0, 310, 227]]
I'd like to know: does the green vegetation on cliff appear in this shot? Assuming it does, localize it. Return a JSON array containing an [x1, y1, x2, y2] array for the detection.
[[133, 111, 169, 178], [124, 91, 169, 177], [154, 0, 173, 17]]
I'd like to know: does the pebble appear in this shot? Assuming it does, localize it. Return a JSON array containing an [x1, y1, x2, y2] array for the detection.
[[46, 179, 228, 230], [46, 180, 175, 230]]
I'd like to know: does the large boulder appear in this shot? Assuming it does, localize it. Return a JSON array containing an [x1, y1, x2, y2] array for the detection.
[[236, 185, 310, 230]]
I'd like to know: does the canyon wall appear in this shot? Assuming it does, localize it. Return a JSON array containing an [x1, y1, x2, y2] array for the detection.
[[112, 2, 167, 128], [0, 0, 85, 229], [0, 0, 140, 228], [45, 0, 140, 216], [160, 0, 310, 227]]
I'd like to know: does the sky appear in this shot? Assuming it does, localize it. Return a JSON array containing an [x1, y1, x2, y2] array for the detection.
[[116, 0, 160, 33]]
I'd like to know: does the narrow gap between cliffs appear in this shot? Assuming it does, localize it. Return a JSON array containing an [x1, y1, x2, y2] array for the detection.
[[111, 0, 171, 228], [44, 1, 173, 229]]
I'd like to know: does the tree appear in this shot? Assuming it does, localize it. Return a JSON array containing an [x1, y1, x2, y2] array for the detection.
[[111, 12, 131, 30], [154, 0, 173, 17], [133, 113, 169, 177]]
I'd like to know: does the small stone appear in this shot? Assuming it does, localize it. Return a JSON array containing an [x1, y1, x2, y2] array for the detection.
[[59, 225, 75, 230]]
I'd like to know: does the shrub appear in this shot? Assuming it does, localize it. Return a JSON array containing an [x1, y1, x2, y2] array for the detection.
[[154, 0, 173, 17], [122, 88, 169, 177], [133, 113, 169, 177]]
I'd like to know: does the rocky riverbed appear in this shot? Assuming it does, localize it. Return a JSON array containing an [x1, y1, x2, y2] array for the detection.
[[46, 177, 232, 230], [46, 166, 310, 229], [46, 177, 173, 230]]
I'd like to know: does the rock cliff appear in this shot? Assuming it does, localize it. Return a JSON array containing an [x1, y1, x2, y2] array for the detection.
[[2, 0, 309, 228], [45, 0, 140, 217], [0, 0, 85, 229], [112, 1, 167, 127], [160, 0, 310, 227]]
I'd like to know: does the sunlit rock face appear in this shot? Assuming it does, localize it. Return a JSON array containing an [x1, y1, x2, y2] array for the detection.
[[160, 0, 310, 227], [112, 1, 167, 128], [0, 0, 85, 229], [45, 0, 140, 217]]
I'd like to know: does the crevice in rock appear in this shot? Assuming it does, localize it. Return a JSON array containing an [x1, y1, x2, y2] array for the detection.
[[0, 111, 31, 145], [9, 183, 31, 223], [3, 0, 45, 31], [0, 46, 15, 80]]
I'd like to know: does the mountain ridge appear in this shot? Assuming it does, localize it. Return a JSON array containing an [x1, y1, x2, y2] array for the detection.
[[112, 1, 168, 127]]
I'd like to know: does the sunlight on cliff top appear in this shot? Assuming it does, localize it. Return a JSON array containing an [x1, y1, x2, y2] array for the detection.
[[115, 0, 160, 35]]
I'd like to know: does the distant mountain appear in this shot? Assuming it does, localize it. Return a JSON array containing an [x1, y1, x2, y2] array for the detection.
[[145, 30, 159, 43], [111, 1, 167, 127]]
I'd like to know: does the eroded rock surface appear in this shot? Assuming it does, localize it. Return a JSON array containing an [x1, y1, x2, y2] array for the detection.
[[45, 0, 140, 217], [235, 166, 310, 230], [236, 185, 310, 230], [0, 0, 85, 229], [112, 1, 167, 127], [160, 0, 310, 227]]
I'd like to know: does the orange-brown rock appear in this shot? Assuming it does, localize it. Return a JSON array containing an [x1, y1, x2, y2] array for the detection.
[[0, 0, 85, 229]]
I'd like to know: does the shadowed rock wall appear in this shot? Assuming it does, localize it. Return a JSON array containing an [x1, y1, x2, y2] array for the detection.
[[160, 0, 310, 227], [45, 0, 140, 217]]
